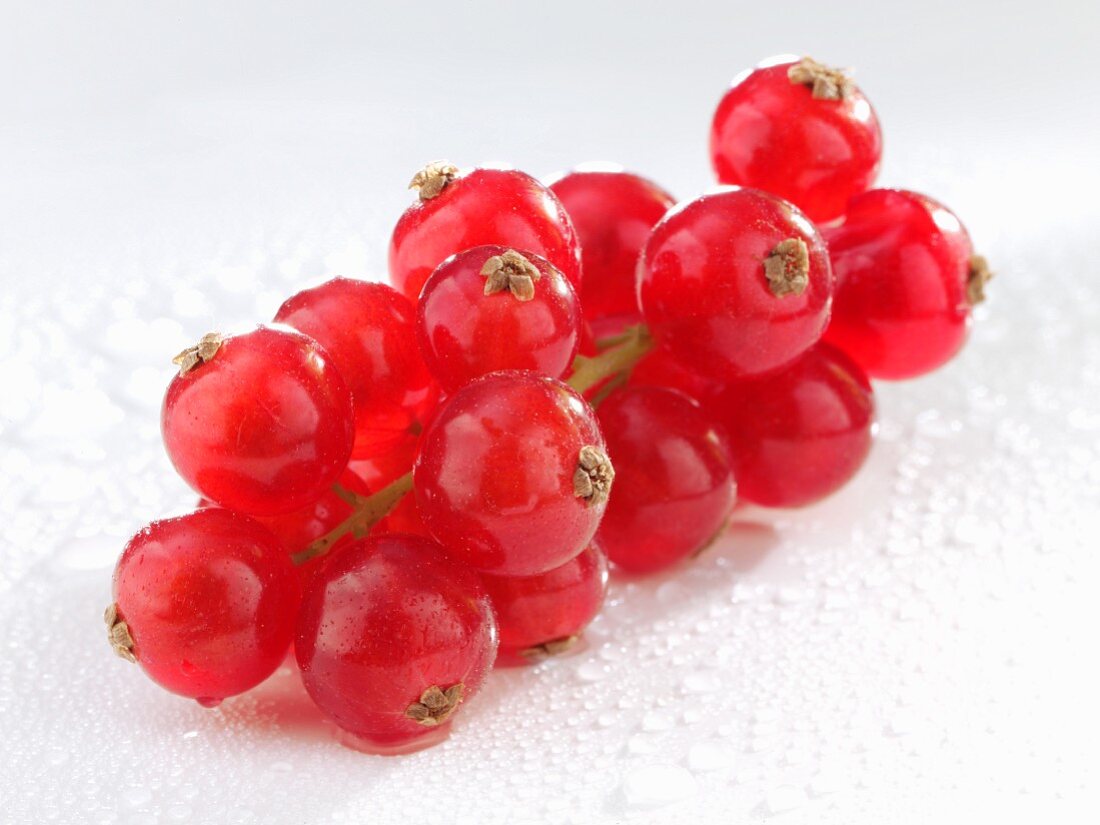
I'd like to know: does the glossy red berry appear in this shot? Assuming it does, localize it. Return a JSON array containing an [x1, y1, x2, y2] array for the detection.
[[823, 189, 987, 380], [710, 55, 882, 223], [416, 246, 581, 393], [628, 342, 720, 403], [481, 544, 608, 667], [296, 534, 497, 752], [639, 187, 833, 381], [108, 508, 300, 704], [389, 164, 581, 302], [274, 278, 436, 457], [161, 325, 355, 516], [414, 371, 612, 576], [596, 387, 735, 573], [705, 343, 875, 508], [548, 165, 674, 325]]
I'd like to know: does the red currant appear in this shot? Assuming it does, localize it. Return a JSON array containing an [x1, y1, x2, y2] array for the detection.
[[108, 508, 300, 705], [596, 387, 735, 573], [296, 534, 497, 752], [481, 544, 608, 667], [705, 343, 875, 507], [416, 246, 581, 393], [162, 326, 355, 516], [414, 371, 612, 576], [823, 189, 989, 379], [639, 187, 833, 381], [548, 165, 674, 325], [274, 278, 436, 456], [389, 163, 581, 302], [710, 55, 883, 223], [628, 342, 720, 403]]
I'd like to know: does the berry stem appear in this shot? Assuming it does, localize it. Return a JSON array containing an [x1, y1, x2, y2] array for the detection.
[[292, 471, 414, 565], [568, 324, 654, 395]]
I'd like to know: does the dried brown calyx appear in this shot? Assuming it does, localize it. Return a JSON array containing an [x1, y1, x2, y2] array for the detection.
[[104, 603, 136, 663], [408, 160, 459, 201], [574, 445, 614, 507], [405, 684, 464, 727], [787, 57, 853, 101], [481, 249, 542, 301], [763, 238, 810, 297], [171, 332, 223, 377], [967, 255, 994, 305], [520, 635, 579, 661]]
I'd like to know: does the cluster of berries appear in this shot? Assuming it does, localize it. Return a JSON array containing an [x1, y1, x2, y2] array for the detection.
[[105, 55, 990, 754]]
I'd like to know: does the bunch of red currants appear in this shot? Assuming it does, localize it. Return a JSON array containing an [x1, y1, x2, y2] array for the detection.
[[106, 55, 991, 754]]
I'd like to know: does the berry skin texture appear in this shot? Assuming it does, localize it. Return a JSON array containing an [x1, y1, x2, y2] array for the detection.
[[823, 189, 979, 380], [414, 371, 611, 577], [417, 246, 581, 393], [709, 55, 883, 223], [274, 278, 437, 457], [295, 534, 498, 752], [389, 166, 582, 302], [481, 544, 608, 667], [548, 166, 674, 325], [596, 387, 736, 573], [705, 343, 875, 508], [639, 187, 834, 381], [109, 508, 300, 704], [162, 325, 355, 516]]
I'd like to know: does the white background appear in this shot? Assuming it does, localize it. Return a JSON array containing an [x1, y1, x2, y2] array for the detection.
[[2, 2, 1099, 823]]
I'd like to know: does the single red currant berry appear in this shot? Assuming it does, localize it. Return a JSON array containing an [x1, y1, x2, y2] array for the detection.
[[639, 187, 833, 381], [705, 343, 875, 508], [548, 165, 674, 325], [389, 163, 581, 302], [416, 246, 581, 393], [296, 534, 497, 753], [710, 55, 883, 223], [108, 508, 300, 705], [274, 278, 437, 457], [596, 387, 735, 573], [481, 544, 608, 667], [823, 189, 991, 380], [162, 326, 355, 516], [414, 371, 612, 576]]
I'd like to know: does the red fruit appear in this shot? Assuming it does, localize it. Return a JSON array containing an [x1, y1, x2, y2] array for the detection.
[[628, 342, 720, 403], [414, 371, 612, 576], [481, 544, 608, 667], [416, 246, 581, 393], [548, 165, 674, 325], [161, 326, 355, 516], [596, 388, 735, 573], [108, 509, 300, 704], [372, 492, 431, 538], [348, 433, 419, 491], [710, 55, 882, 223], [823, 189, 988, 379], [389, 164, 581, 302], [705, 343, 875, 508], [639, 187, 833, 381], [274, 278, 436, 457], [296, 534, 498, 752]]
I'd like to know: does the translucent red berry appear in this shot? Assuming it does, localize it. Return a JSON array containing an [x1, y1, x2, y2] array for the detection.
[[389, 164, 581, 302], [109, 508, 300, 704], [639, 187, 833, 381], [710, 55, 882, 223], [548, 165, 674, 325], [414, 371, 612, 576], [823, 189, 988, 380], [295, 534, 497, 753], [596, 387, 735, 573], [628, 342, 720, 403], [481, 544, 608, 667], [161, 325, 355, 516], [274, 278, 436, 456], [705, 343, 875, 508], [416, 246, 581, 393]]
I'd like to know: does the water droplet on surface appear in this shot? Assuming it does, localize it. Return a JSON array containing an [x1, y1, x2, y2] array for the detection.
[[622, 764, 698, 809]]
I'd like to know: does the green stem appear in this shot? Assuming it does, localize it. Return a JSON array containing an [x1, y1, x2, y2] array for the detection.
[[292, 471, 414, 566], [567, 324, 654, 395]]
